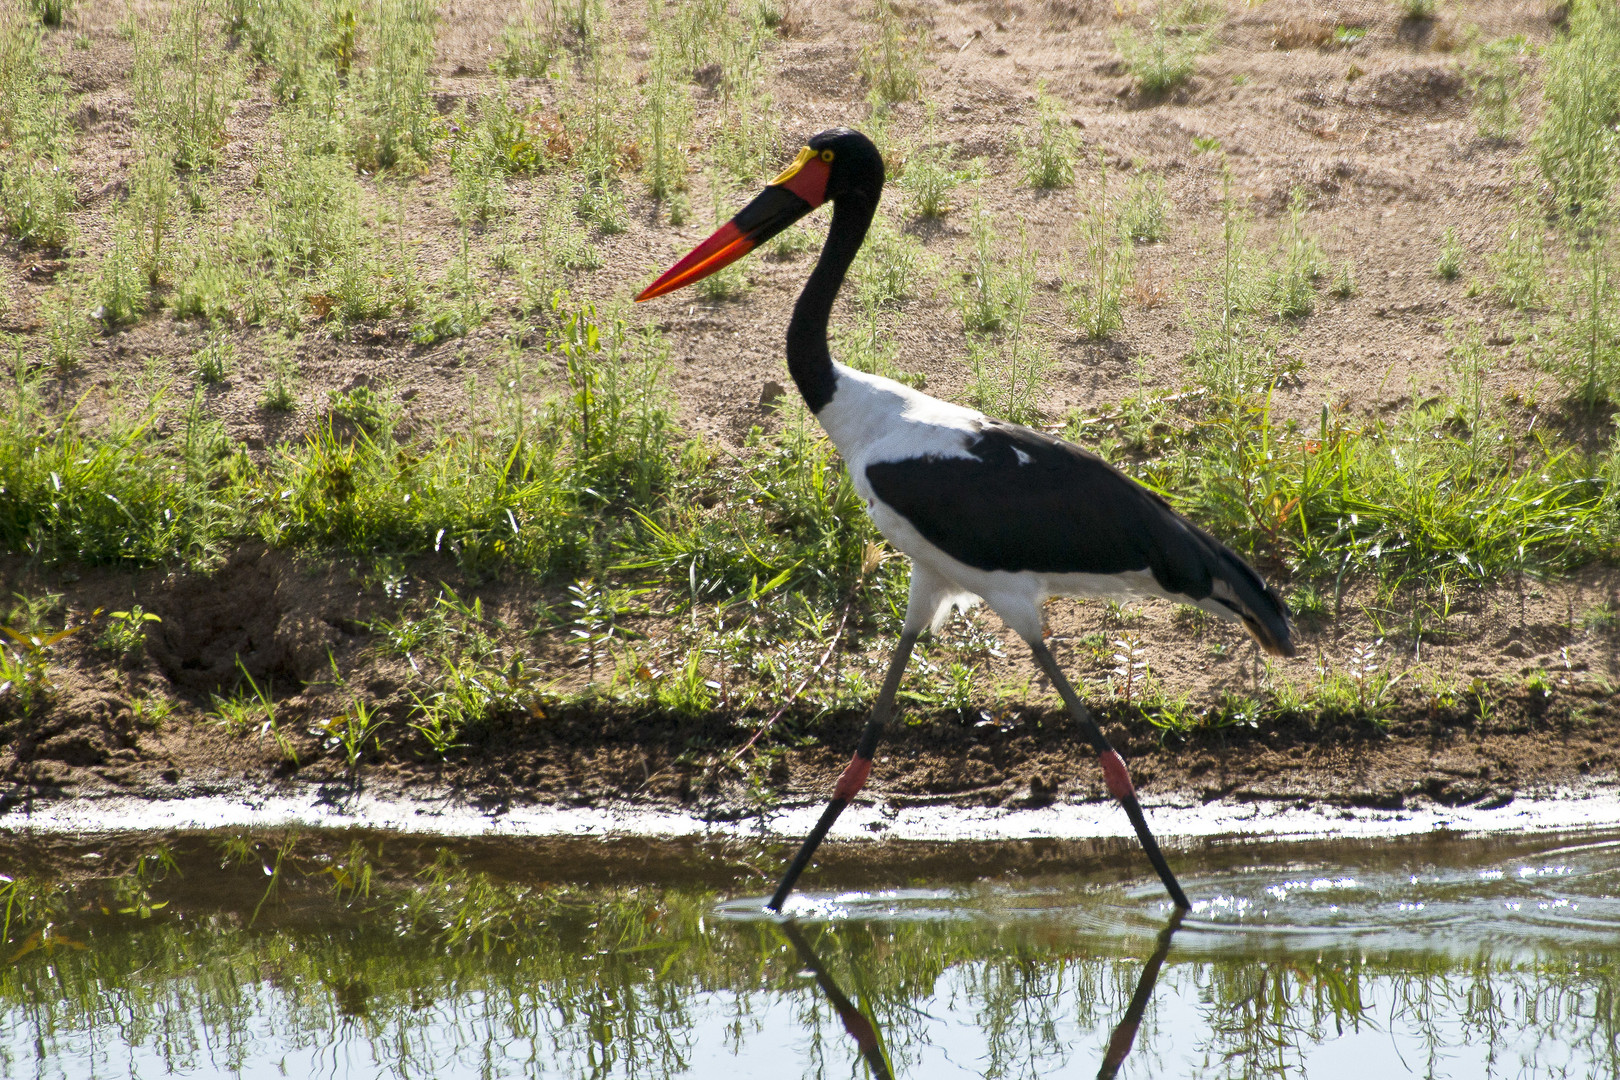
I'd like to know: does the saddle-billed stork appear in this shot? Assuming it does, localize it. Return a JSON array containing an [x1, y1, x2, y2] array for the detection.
[[637, 128, 1296, 912]]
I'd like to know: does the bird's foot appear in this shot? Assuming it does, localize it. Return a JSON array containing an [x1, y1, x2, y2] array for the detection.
[[833, 755, 873, 801], [1099, 750, 1135, 802]]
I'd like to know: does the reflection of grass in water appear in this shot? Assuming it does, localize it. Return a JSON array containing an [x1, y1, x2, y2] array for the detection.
[[1, 833, 1617, 1079]]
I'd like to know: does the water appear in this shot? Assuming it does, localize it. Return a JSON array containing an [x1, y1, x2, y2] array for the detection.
[[0, 828, 1615, 1079]]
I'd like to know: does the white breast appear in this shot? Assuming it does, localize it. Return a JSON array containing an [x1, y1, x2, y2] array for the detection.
[[816, 364, 983, 486]]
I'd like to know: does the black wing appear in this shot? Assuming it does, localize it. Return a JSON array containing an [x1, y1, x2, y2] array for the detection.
[[865, 420, 1295, 655]]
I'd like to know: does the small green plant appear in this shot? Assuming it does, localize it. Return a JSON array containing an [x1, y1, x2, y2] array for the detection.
[[902, 139, 978, 219], [192, 326, 234, 384], [1119, 168, 1169, 243], [1191, 135, 1222, 154], [40, 287, 90, 372], [834, 308, 912, 383], [1109, 633, 1150, 706], [1063, 155, 1133, 340], [1523, 667, 1555, 700], [0, 619, 83, 714], [652, 646, 715, 717], [1115, 21, 1211, 94], [643, 31, 694, 205], [493, 0, 564, 77], [97, 606, 160, 660], [1467, 36, 1528, 142], [1017, 85, 1080, 189], [346, 0, 441, 171], [450, 133, 507, 225], [261, 352, 298, 411], [1316, 639, 1405, 723], [408, 693, 464, 757], [1443, 323, 1493, 432], [328, 386, 391, 434], [1397, 0, 1437, 20], [1332, 25, 1367, 46], [852, 217, 925, 310], [129, 692, 176, 729], [1329, 259, 1357, 298], [966, 331, 1050, 426], [1268, 188, 1324, 319], [411, 233, 485, 343], [567, 577, 636, 683], [0, 15, 78, 247], [1435, 226, 1466, 280], [955, 203, 1033, 334], [576, 166, 627, 235], [1544, 225, 1620, 408], [766, 222, 820, 260], [311, 698, 388, 773], [94, 227, 149, 326], [1583, 604, 1620, 632], [1488, 181, 1547, 309], [859, 0, 923, 104], [129, 0, 244, 172], [1533, 0, 1620, 215]]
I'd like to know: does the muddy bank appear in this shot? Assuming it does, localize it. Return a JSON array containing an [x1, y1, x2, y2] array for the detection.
[[5, 667, 1618, 830], [4, 544, 1619, 830]]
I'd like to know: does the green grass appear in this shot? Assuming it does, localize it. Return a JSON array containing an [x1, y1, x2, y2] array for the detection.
[[643, 18, 695, 205], [1435, 226, 1465, 280], [129, 0, 243, 172], [492, 0, 567, 78], [0, 10, 77, 247], [1016, 85, 1079, 189], [1063, 154, 1133, 341], [901, 136, 981, 219], [1466, 35, 1528, 142], [1114, 21, 1211, 94], [1489, 181, 1548, 310], [1533, 0, 1620, 217], [954, 202, 1034, 335], [1267, 188, 1325, 320], [27, 0, 70, 28], [1544, 225, 1620, 409], [859, 0, 924, 104], [966, 329, 1051, 427], [1119, 167, 1170, 243], [852, 216, 927, 310], [192, 326, 234, 384]]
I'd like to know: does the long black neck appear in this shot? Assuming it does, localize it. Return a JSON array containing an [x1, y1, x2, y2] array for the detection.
[[786, 194, 877, 413]]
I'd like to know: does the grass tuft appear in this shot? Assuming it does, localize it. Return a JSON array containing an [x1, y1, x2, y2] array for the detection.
[[859, 0, 924, 104], [1115, 20, 1211, 94], [1063, 154, 1134, 340], [1016, 85, 1080, 189]]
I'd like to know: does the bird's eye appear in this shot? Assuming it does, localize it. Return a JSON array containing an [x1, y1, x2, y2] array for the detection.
[[820, 149, 834, 162]]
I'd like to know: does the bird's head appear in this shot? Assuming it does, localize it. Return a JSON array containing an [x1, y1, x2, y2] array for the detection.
[[635, 128, 883, 302]]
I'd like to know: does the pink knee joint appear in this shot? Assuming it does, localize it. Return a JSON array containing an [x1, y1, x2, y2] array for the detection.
[[1100, 750, 1135, 802], [834, 755, 873, 801]]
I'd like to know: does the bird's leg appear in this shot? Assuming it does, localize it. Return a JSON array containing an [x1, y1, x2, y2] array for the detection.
[[1029, 640, 1191, 910], [781, 921, 893, 1080], [767, 630, 919, 912], [1097, 907, 1184, 1080]]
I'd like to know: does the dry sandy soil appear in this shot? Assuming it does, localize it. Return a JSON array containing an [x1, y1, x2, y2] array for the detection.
[[2, 0, 1619, 823]]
